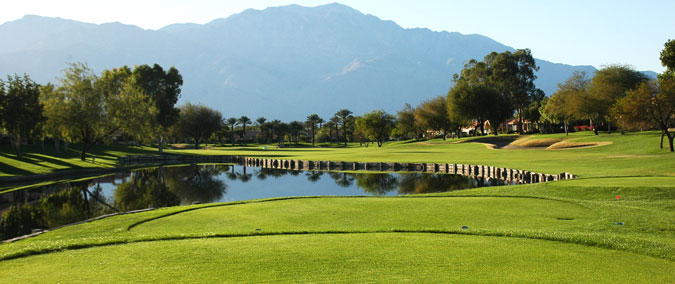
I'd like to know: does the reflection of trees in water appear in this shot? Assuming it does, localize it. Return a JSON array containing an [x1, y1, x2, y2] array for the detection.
[[0, 165, 501, 240], [114, 164, 229, 209], [328, 172, 355, 188], [1, 164, 233, 240], [0, 181, 114, 240], [398, 173, 475, 194], [255, 168, 268, 180], [305, 171, 323, 183], [114, 168, 180, 211], [226, 165, 238, 181], [258, 168, 288, 178], [354, 174, 399, 195], [236, 166, 253, 183], [163, 165, 229, 205]]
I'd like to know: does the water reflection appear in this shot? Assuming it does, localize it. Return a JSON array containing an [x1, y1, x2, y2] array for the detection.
[[164, 165, 229, 204], [399, 173, 475, 194], [329, 172, 355, 188], [0, 181, 115, 240], [0, 164, 509, 240], [112, 165, 229, 211], [355, 174, 398, 195], [305, 171, 323, 183]]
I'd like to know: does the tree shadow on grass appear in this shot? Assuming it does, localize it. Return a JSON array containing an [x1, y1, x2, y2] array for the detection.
[[90, 145, 161, 159], [0, 151, 89, 177], [22, 153, 83, 169], [0, 160, 34, 176]]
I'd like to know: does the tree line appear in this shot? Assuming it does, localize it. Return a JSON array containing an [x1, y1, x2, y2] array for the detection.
[[540, 39, 675, 151], [0, 62, 182, 160], [1, 40, 673, 155]]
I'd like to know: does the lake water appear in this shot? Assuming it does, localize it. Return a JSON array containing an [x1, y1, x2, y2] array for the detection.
[[0, 164, 510, 240]]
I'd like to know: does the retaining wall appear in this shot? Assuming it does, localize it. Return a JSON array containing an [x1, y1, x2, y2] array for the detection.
[[119, 155, 576, 184]]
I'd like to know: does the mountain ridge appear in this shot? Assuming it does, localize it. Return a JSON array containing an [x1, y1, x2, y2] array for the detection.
[[0, 4, 623, 120]]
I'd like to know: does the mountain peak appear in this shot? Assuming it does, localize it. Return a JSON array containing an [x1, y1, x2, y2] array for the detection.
[[0, 3, 605, 120], [249, 2, 363, 17], [315, 2, 362, 13]]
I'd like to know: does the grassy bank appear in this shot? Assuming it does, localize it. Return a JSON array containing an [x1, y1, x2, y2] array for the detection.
[[0, 190, 673, 282], [0, 131, 673, 282], [1, 233, 672, 283], [2, 131, 674, 180]]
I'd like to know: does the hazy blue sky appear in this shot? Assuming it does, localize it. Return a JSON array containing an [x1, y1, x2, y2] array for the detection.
[[2, 0, 672, 72]]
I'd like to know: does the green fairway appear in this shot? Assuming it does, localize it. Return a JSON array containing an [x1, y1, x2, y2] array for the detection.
[[0, 196, 595, 258], [0, 143, 159, 177], [0, 233, 672, 283], [131, 197, 594, 234], [0, 131, 673, 282], [171, 131, 675, 180], [1, 132, 673, 181]]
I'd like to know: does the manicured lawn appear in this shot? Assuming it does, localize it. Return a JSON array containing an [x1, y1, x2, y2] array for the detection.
[[2, 131, 673, 180], [0, 131, 673, 282], [187, 132, 674, 178], [1, 233, 672, 283], [130, 197, 594, 235], [0, 143, 158, 177]]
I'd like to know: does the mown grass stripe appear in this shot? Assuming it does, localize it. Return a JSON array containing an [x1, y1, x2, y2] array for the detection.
[[1, 229, 672, 262]]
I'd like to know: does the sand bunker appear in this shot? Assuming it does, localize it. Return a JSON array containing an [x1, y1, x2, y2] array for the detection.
[[459, 136, 611, 150], [546, 141, 612, 150]]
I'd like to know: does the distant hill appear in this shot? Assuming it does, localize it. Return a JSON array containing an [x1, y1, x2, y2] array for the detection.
[[0, 3, 636, 120]]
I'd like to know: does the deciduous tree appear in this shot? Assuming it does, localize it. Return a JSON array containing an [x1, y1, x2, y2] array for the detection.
[[415, 96, 452, 140], [39, 84, 66, 153], [587, 64, 648, 134], [395, 103, 424, 140], [543, 71, 590, 135], [612, 80, 675, 151], [0, 74, 44, 158], [175, 103, 223, 149], [660, 39, 675, 75], [100, 66, 158, 145], [357, 110, 396, 147], [486, 49, 542, 134], [131, 64, 183, 153], [56, 63, 155, 161], [447, 81, 511, 136]]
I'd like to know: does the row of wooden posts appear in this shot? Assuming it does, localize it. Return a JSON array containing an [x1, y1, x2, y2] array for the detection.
[[119, 155, 576, 184]]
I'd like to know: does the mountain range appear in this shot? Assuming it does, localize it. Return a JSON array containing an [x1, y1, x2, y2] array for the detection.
[[0, 3, 654, 121]]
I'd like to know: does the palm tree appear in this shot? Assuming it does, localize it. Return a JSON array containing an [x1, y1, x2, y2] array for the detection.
[[274, 121, 289, 146], [335, 109, 353, 146], [256, 117, 267, 144], [289, 121, 304, 144], [237, 116, 251, 144], [317, 117, 325, 129], [268, 119, 281, 145], [305, 114, 321, 146], [329, 116, 340, 143], [226, 117, 237, 146]]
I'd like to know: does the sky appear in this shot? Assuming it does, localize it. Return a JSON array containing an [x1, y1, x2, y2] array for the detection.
[[1, 0, 673, 72]]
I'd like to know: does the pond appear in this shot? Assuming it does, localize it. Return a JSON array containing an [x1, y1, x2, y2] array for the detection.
[[0, 164, 511, 240]]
